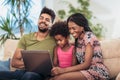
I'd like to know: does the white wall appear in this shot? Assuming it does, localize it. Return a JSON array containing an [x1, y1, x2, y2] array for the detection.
[[90, 0, 120, 39]]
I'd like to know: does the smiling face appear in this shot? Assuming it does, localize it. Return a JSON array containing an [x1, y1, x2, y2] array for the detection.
[[38, 13, 52, 33], [68, 21, 84, 39], [54, 34, 68, 48]]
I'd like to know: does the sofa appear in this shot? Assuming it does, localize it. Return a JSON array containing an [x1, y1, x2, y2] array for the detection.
[[100, 39, 120, 79], [2, 38, 120, 80]]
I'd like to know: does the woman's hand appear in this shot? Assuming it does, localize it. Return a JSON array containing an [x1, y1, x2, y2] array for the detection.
[[51, 67, 65, 76]]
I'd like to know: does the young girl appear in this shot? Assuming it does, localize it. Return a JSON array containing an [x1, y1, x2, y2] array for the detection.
[[50, 13, 110, 80], [50, 21, 76, 68]]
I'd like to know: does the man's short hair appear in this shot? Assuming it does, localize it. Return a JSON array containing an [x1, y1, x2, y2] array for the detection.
[[40, 7, 56, 23]]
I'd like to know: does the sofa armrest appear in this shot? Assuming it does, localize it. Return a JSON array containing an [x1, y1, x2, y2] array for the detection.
[[101, 39, 120, 78], [116, 72, 120, 80]]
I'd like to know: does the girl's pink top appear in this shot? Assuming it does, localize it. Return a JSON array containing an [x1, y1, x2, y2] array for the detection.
[[57, 45, 74, 68]]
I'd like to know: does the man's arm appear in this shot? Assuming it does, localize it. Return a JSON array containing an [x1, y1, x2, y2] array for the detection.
[[11, 48, 24, 69]]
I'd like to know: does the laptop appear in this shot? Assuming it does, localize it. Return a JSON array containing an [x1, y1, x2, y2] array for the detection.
[[21, 50, 53, 76]]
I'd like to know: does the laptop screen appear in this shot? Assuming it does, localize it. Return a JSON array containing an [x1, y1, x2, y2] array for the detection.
[[21, 50, 53, 76]]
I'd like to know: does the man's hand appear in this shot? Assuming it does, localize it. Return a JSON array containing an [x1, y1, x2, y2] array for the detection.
[[11, 48, 25, 69]]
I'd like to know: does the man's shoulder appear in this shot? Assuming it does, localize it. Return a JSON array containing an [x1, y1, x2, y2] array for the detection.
[[19, 32, 36, 41]]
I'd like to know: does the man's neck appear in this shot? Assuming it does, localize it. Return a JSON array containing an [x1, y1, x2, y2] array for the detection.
[[35, 31, 49, 41]]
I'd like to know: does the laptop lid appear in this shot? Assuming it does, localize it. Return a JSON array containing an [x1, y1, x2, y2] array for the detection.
[[21, 50, 53, 76]]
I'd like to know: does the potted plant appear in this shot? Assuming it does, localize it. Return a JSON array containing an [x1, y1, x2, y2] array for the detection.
[[0, 0, 33, 45]]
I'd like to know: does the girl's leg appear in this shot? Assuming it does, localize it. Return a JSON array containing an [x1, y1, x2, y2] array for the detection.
[[51, 71, 87, 80]]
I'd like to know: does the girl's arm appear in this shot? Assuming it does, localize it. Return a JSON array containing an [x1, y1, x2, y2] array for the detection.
[[53, 46, 59, 67]]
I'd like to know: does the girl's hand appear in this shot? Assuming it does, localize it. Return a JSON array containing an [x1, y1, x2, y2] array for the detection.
[[51, 67, 65, 76]]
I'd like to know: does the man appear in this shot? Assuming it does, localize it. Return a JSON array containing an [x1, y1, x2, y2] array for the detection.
[[0, 7, 56, 80]]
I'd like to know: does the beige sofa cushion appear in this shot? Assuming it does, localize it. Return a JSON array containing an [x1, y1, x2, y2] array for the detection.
[[4, 39, 19, 60], [4, 39, 19, 71], [101, 39, 120, 78]]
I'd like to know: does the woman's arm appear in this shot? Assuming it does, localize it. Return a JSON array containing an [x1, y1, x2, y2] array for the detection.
[[72, 47, 77, 66], [65, 43, 93, 71]]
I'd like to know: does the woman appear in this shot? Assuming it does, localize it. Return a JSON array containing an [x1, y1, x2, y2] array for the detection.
[[50, 13, 110, 80]]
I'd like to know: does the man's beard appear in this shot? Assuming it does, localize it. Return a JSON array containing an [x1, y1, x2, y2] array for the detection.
[[38, 26, 49, 33]]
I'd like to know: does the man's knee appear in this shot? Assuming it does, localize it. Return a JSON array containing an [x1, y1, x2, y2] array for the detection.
[[21, 72, 42, 80]]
